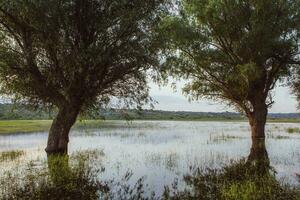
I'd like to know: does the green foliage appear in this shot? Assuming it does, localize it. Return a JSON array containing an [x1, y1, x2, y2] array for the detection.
[[287, 127, 300, 134], [159, 0, 300, 113], [0, 150, 24, 162], [0, 0, 170, 153], [0, 150, 300, 200], [0, 120, 52, 134], [0, 150, 158, 200], [0, 151, 108, 200], [163, 160, 300, 200], [0, 0, 168, 110]]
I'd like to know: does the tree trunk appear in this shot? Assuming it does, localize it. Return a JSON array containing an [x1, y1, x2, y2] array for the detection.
[[247, 137, 270, 174], [246, 97, 269, 174], [247, 100, 268, 139], [45, 104, 80, 156], [248, 137, 269, 162]]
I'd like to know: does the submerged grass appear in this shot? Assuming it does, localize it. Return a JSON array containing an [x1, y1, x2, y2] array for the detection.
[[1, 152, 299, 200], [163, 160, 300, 200], [0, 150, 156, 200], [0, 150, 24, 162], [0, 150, 108, 200], [208, 133, 242, 144], [287, 127, 300, 134]]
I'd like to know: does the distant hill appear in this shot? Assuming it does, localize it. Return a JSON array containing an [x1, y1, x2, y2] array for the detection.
[[0, 103, 299, 120]]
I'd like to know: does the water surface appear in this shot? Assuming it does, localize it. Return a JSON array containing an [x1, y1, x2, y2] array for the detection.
[[0, 120, 300, 195]]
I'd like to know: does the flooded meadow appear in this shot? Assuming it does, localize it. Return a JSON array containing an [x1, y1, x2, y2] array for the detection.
[[0, 121, 300, 199]]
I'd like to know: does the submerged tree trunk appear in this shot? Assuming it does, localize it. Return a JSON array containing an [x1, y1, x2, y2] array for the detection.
[[246, 97, 269, 174], [248, 137, 269, 163], [247, 137, 270, 174], [45, 104, 80, 156], [247, 99, 268, 139]]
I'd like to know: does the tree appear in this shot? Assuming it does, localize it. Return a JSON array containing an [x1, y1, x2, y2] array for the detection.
[[160, 0, 300, 140], [0, 0, 167, 155]]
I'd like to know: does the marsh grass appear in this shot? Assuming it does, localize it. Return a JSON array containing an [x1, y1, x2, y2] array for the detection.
[[0, 120, 52, 135], [287, 127, 300, 134], [0, 150, 24, 162], [162, 160, 300, 200], [208, 133, 242, 144], [0, 120, 147, 135], [0, 150, 108, 200], [1, 150, 299, 200], [267, 133, 290, 139], [0, 150, 158, 200]]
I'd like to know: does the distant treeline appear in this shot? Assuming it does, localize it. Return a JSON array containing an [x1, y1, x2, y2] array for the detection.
[[0, 103, 299, 121]]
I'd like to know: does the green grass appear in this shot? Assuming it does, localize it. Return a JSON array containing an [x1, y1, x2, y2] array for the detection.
[[163, 160, 300, 200], [0, 119, 300, 135], [287, 127, 300, 134], [0, 120, 113, 135], [1, 151, 299, 200], [0, 150, 147, 200], [0, 150, 108, 200], [0, 120, 52, 135]]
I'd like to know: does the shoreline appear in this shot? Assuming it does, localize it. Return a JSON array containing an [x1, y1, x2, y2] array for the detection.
[[0, 119, 299, 135]]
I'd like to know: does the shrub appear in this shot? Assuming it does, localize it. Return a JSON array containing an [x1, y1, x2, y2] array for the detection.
[[0, 151, 108, 200], [163, 160, 300, 200]]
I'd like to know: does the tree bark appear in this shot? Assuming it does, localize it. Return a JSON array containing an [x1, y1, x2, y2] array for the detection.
[[247, 137, 270, 174], [45, 104, 80, 156], [247, 99, 268, 139], [248, 137, 269, 163], [245, 97, 269, 174]]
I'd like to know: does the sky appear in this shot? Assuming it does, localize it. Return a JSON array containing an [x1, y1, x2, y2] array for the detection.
[[148, 80, 298, 113]]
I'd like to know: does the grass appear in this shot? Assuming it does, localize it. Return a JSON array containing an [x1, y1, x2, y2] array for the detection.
[[0, 150, 24, 162], [267, 133, 290, 139], [0, 119, 300, 135], [163, 160, 300, 200], [0, 150, 153, 200], [287, 127, 300, 134], [0, 120, 115, 135], [0, 120, 52, 135], [208, 133, 242, 144], [1, 150, 299, 200], [0, 150, 109, 200]]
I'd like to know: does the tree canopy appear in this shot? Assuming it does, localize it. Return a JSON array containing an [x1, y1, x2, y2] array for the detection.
[[0, 0, 167, 110], [159, 0, 300, 137], [0, 0, 168, 154]]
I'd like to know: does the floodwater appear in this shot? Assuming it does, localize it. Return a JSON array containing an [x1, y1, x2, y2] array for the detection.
[[0, 120, 300, 195]]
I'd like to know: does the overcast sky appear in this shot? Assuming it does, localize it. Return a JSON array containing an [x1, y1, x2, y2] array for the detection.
[[148, 80, 298, 113]]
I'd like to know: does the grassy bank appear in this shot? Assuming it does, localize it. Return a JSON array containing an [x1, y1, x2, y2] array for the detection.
[[0, 120, 110, 135], [0, 120, 52, 134], [0, 118, 299, 135]]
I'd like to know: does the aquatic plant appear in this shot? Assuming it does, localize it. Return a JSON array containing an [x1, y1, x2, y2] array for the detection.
[[0, 150, 24, 162], [208, 133, 242, 144], [0, 151, 108, 200], [287, 127, 300, 134], [0, 150, 158, 200], [162, 160, 300, 200]]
